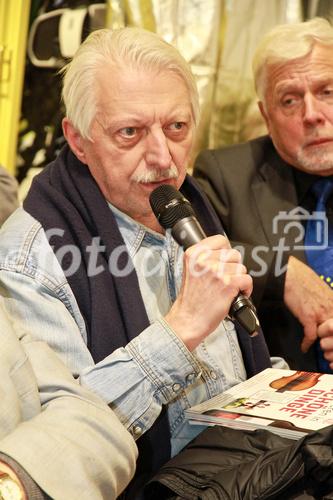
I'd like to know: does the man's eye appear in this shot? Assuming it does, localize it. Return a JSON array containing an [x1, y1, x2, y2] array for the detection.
[[119, 127, 137, 138], [168, 122, 184, 131], [321, 88, 333, 98], [281, 97, 298, 107]]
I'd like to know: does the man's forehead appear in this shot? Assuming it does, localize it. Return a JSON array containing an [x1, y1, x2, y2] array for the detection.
[[95, 66, 193, 124], [266, 44, 333, 90], [96, 63, 189, 94]]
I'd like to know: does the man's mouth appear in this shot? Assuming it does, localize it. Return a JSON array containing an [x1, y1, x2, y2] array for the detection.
[[140, 178, 175, 188], [305, 137, 333, 147]]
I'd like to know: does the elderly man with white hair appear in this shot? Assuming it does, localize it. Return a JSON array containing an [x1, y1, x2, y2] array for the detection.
[[0, 27, 282, 496]]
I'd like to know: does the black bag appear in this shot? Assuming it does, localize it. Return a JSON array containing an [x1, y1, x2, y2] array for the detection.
[[144, 425, 333, 499]]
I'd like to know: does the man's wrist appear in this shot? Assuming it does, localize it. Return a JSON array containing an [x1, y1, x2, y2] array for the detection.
[[0, 455, 46, 500], [0, 466, 25, 500]]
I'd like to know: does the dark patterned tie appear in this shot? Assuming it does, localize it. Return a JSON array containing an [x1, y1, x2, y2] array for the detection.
[[304, 177, 333, 373]]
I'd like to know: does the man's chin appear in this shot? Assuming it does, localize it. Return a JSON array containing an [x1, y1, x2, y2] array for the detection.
[[297, 151, 333, 175]]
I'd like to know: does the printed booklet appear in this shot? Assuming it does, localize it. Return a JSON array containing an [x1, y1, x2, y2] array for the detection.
[[185, 368, 333, 440]]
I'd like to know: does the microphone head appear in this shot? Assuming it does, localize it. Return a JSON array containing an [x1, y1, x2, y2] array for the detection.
[[149, 184, 195, 229]]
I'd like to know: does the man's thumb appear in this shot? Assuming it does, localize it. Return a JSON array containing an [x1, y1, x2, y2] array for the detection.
[[301, 322, 318, 353]]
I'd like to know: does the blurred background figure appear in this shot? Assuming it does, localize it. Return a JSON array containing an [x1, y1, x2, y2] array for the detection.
[[0, 166, 19, 226]]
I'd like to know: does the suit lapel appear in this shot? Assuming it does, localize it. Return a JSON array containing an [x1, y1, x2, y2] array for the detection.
[[251, 156, 303, 254]]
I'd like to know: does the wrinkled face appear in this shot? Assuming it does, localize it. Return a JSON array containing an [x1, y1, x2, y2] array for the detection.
[[260, 44, 333, 175], [68, 66, 195, 232]]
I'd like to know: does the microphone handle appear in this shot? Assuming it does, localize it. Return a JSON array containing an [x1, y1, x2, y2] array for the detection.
[[171, 217, 207, 249], [171, 217, 259, 337]]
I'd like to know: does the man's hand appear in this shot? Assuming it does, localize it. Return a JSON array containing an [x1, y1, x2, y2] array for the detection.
[[284, 256, 333, 352], [164, 235, 252, 351], [318, 319, 333, 369]]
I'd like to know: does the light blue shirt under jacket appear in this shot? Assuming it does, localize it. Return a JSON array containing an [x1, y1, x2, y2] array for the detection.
[[0, 207, 287, 456]]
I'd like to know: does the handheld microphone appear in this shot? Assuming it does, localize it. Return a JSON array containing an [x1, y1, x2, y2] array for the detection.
[[149, 184, 260, 337]]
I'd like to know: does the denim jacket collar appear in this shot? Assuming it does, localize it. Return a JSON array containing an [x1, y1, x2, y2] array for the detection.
[[108, 201, 176, 259]]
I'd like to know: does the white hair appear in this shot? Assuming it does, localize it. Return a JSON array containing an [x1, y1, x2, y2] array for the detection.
[[61, 27, 200, 138], [252, 17, 333, 102]]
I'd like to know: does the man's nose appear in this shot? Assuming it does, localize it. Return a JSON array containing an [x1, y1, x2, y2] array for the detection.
[[145, 129, 172, 169], [303, 94, 325, 126]]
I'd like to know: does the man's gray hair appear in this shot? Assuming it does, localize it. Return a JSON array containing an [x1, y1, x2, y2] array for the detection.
[[61, 27, 200, 139], [252, 17, 333, 102]]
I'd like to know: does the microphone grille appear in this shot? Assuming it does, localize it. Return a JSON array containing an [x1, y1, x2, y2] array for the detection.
[[149, 184, 195, 229]]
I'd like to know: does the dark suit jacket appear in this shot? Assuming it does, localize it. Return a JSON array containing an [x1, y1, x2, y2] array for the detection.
[[193, 135, 318, 371]]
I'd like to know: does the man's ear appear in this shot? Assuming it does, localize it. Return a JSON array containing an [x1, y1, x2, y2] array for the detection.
[[62, 118, 88, 163], [258, 101, 270, 134]]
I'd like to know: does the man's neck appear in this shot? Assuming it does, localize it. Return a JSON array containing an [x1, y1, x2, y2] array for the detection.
[[108, 201, 165, 236]]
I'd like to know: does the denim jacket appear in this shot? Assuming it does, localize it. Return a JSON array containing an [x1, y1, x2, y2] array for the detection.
[[0, 208, 286, 456]]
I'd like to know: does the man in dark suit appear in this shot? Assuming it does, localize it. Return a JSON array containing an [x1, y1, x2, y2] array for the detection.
[[194, 17, 333, 371]]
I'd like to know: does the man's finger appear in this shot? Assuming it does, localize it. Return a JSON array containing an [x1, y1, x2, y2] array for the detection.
[[318, 318, 333, 339], [301, 322, 318, 353]]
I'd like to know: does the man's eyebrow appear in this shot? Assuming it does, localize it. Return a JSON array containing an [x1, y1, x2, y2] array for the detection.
[[275, 76, 333, 95], [274, 81, 300, 95], [98, 110, 193, 131], [168, 111, 192, 120], [97, 116, 146, 131], [312, 76, 333, 86]]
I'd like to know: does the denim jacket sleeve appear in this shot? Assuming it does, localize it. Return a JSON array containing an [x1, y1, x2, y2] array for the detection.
[[0, 210, 203, 438]]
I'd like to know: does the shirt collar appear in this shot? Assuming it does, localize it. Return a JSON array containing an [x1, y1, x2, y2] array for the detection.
[[107, 201, 171, 257], [292, 168, 323, 203]]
